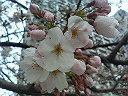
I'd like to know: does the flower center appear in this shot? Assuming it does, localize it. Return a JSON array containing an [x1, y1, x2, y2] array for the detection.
[[52, 70, 60, 76], [71, 28, 79, 38], [32, 60, 43, 70], [52, 43, 64, 56]]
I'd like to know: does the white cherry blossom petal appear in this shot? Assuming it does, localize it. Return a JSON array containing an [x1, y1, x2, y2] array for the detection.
[[68, 16, 83, 28], [38, 27, 75, 71], [40, 71, 68, 93], [94, 16, 120, 38]]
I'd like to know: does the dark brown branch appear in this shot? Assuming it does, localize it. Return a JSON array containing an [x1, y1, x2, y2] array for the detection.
[[0, 69, 13, 83], [0, 42, 33, 48], [109, 59, 128, 65], [0, 78, 54, 95], [76, 0, 82, 10], [0, 42, 127, 65], [1, 41, 127, 50], [108, 32, 128, 61], [0, 78, 86, 95], [8, 0, 28, 10], [85, 42, 128, 49], [1, 78, 127, 95], [90, 87, 127, 93]]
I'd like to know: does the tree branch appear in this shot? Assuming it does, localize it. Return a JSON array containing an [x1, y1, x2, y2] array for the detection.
[[0, 78, 127, 95], [0, 78, 54, 95], [90, 87, 127, 93], [85, 42, 128, 49], [8, 0, 28, 10], [0, 42, 33, 48], [76, 0, 82, 10], [108, 32, 128, 61], [1, 41, 128, 50]]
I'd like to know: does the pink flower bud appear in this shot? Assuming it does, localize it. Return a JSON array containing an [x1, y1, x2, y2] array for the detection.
[[28, 25, 38, 31], [30, 4, 41, 14], [89, 56, 102, 67], [84, 39, 93, 49], [71, 59, 86, 75], [40, 10, 46, 16], [95, 12, 108, 16], [86, 65, 98, 74], [95, 5, 111, 14], [94, 0, 108, 8], [44, 12, 56, 22], [84, 75, 94, 87], [75, 48, 83, 55], [30, 30, 46, 41], [94, 16, 119, 38]]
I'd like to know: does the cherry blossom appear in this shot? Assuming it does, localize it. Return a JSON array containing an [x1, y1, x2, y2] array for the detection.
[[37, 27, 75, 71], [84, 75, 95, 87], [84, 39, 93, 49], [65, 16, 94, 49], [89, 56, 102, 67], [94, 16, 120, 38], [28, 25, 38, 31], [71, 59, 86, 75], [40, 70, 68, 92], [30, 4, 41, 15], [19, 48, 49, 83], [86, 65, 99, 74], [94, 0, 108, 8], [44, 12, 56, 22], [30, 30, 46, 41]]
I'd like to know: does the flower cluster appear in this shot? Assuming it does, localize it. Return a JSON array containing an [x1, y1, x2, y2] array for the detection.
[[86, 0, 119, 38], [19, 2, 119, 94]]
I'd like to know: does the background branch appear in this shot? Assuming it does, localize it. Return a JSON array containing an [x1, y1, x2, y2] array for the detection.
[[76, 0, 82, 10], [108, 32, 128, 61], [0, 42, 33, 48], [0, 78, 127, 95], [85, 42, 128, 49], [8, 0, 28, 10]]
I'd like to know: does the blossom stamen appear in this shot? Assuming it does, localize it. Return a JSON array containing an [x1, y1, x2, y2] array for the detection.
[[71, 28, 79, 38], [52, 70, 60, 76], [52, 43, 64, 56]]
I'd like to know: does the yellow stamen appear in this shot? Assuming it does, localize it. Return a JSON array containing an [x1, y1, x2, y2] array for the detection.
[[52, 43, 64, 56], [71, 28, 79, 38], [52, 70, 60, 76]]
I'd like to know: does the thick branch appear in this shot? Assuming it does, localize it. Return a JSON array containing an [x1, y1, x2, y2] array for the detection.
[[0, 78, 54, 95], [90, 87, 127, 93], [109, 59, 128, 65], [9, 0, 28, 10], [85, 42, 128, 49], [1, 41, 128, 49], [0, 78, 127, 95], [0, 78, 86, 95], [108, 32, 128, 61], [0, 42, 33, 48]]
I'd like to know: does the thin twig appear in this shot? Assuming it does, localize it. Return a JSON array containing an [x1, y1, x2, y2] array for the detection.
[[76, 0, 82, 10], [8, 0, 28, 10]]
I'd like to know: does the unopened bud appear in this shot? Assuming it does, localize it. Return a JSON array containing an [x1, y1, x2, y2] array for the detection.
[[30, 4, 41, 15]]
